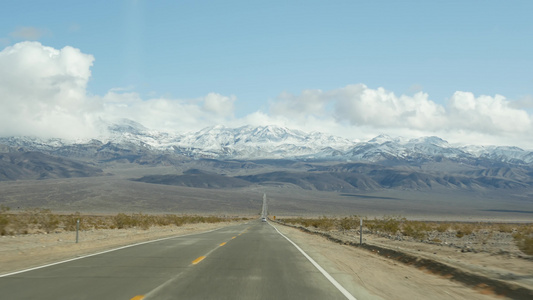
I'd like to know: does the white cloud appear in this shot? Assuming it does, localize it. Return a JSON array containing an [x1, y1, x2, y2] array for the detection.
[[0, 42, 99, 139], [332, 85, 447, 129], [270, 89, 329, 118], [102, 91, 237, 133], [509, 95, 533, 111], [448, 92, 531, 134], [202, 93, 236, 118], [267, 84, 533, 148], [269, 84, 447, 130], [1, 41, 532, 148], [0, 42, 238, 138]]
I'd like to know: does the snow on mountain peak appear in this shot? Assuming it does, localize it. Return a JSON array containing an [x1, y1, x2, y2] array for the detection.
[[408, 136, 449, 147], [1, 120, 532, 164]]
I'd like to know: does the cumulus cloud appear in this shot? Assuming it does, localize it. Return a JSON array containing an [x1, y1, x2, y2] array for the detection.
[[510, 95, 533, 111], [270, 84, 447, 130], [0, 41, 100, 139], [448, 92, 531, 134], [202, 93, 236, 118], [267, 84, 533, 148], [102, 91, 236, 133], [270, 89, 330, 118], [1, 41, 532, 148], [333, 85, 447, 129], [0, 42, 238, 139]]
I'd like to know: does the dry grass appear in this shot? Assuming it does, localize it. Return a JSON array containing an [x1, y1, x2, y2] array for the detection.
[[0, 206, 247, 236], [512, 224, 533, 255], [278, 215, 533, 255]]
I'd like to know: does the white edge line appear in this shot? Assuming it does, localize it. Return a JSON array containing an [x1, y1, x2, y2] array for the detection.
[[0, 227, 224, 278], [269, 222, 357, 300]]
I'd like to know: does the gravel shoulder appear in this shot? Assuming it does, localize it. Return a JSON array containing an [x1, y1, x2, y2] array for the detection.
[[272, 222, 531, 300], [345, 231, 533, 291]]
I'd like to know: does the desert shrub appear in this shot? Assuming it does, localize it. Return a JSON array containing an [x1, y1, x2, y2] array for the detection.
[[202, 215, 224, 223], [114, 213, 133, 229], [280, 218, 304, 226], [287, 217, 312, 227], [496, 223, 514, 233], [169, 215, 185, 227], [316, 216, 334, 231], [18, 208, 60, 233], [513, 224, 533, 255], [435, 222, 450, 233], [373, 216, 404, 235], [455, 223, 476, 238], [135, 213, 153, 230], [513, 232, 533, 255], [0, 208, 237, 235], [518, 236, 533, 255], [363, 217, 377, 231], [363, 216, 401, 234], [40, 212, 60, 233], [402, 221, 429, 240], [0, 205, 10, 235], [182, 215, 204, 224], [339, 216, 360, 233], [301, 218, 317, 228], [63, 213, 80, 231], [279, 216, 336, 231]]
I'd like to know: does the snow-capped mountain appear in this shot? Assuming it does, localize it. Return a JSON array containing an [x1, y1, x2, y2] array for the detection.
[[1, 119, 533, 166]]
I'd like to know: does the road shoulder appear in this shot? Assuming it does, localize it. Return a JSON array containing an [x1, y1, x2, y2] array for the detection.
[[0, 222, 240, 276], [272, 222, 501, 300]]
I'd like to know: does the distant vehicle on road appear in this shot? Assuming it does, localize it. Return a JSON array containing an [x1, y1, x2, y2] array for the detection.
[[261, 217, 267, 222]]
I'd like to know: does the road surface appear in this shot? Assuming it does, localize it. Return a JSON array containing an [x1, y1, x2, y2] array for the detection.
[[0, 220, 355, 300]]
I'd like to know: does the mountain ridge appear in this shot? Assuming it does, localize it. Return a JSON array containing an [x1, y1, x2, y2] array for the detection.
[[1, 122, 533, 193], [1, 120, 532, 166]]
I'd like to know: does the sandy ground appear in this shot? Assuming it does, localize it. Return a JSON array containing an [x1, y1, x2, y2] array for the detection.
[[0, 222, 238, 275], [332, 230, 533, 292]]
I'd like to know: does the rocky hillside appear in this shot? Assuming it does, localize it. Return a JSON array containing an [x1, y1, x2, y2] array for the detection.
[[0, 146, 104, 181]]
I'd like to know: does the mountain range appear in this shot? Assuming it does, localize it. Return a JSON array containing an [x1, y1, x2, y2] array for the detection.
[[1, 120, 533, 193], [1, 119, 533, 166]]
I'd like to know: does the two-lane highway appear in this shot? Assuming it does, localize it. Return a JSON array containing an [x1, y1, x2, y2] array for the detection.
[[0, 220, 354, 299]]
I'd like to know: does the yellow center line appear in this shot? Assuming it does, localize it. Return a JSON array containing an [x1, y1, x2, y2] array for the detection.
[[130, 296, 144, 300], [219, 242, 226, 246], [192, 256, 206, 265], [231, 236, 236, 239]]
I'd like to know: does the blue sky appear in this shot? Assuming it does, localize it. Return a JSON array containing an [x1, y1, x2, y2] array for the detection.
[[1, 1, 533, 147]]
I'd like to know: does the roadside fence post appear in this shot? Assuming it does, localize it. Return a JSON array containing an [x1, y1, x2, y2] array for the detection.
[[76, 219, 79, 243], [359, 218, 363, 246]]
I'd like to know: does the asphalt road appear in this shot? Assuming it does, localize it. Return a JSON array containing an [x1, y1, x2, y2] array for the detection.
[[0, 220, 354, 300]]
